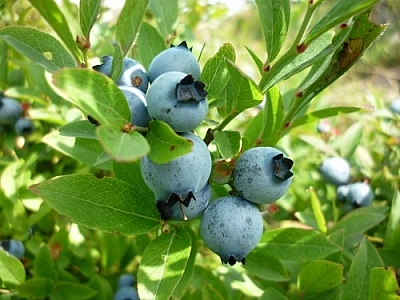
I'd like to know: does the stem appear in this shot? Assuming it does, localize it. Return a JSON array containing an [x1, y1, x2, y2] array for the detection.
[[213, 112, 239, 132], [259, 1, 322, 93]]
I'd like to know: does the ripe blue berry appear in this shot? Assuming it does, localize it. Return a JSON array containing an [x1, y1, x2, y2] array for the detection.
[[118, 274, 136, 288], [114, 286, 139, 300], [140, 131, 211, 202], [320, 157, 351, 185], [233, 147, 293, 204], [389, 98, 400, 114], [200, 195, 263, 265], [14, 117, 34, 135], [94, 56, 149, 93], [146, 72, 208, 132], [0, 97, 23, 125], [148, 41, 201, 83], [0, 239, 25, 259], [337, 182, 373, 208], [119, 86, 151, 127], [156, 183, 211, 220]]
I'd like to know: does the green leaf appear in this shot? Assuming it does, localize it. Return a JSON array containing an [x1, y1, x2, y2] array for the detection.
[[259, 287, 289, 300], [329, 206, 387, 240], [34, 244, 58, 281], [369, 267, 400, 300], [30, 174, 160, 236], [201, 43, 236, 103], [0, 40, 8, 86], [50, 281, 98, 300], [146, 120, 193, 164], [305, 0, 381, 44], [225, 59, 263, 114], [111, 44, 124, 82], [42, 131, 112, 170], [28, 0, 81, 62], [259, 228, 341, 260], [244, 246, 289, 282], [201, 282, 225, 300], [112, 161, 153, 197], [259, 31, 337, 93], [52, 68, 130, 128], [244, 45, 264, 75], [254, 84, 284, 146], [385, 190, 400, 247], [213, 130, 241, 159], [136, 22, 167, 69], [172, 228, 197, 299], [96, 125, 150, 162], [79, 0, 102, 38], [342, 238, 383, 300], [289, 107, 361, 131], [297, 260, 343, 298], [86, 275, 114, 300], [137, 229, 192, 300], [255, 0, 290, 63], [295, 11, 387, 110], [17, 277, 55, 298], [0, 249, 26, 286], [59, 120, 97, 139], [149, 0, 178, 39], [336, 122, 363, 158], [309, 186, 328, 235], [0, 26, 76, 73], [115, 0, 148, 55]]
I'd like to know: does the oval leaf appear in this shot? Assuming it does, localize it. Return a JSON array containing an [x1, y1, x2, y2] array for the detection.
[[149, 0, 178, 39], [30, 174, 160, 236], [96, 125, 150, 162], [137, 229, 192, 300], [79, 0, 102, 38], [213, 130, 241, 159], [260, 228, 341, 260], [52, 68, 131, 128], [255, 0, 290, 63], [28, 0, 81, 62], [297, 260, 344, 298], [0, 26, 76, 73], [0, 249, 26, 286], [17, 278, 55, 298], [146, 120, 193, 164]]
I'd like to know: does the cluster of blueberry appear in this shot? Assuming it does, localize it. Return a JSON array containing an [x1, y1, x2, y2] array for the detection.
[[114, 274, 139, 300], [0, 239, 25, 259], [94, 42, 294, 266], [320, 156, 373, 209], [0, 94, 34, 137]]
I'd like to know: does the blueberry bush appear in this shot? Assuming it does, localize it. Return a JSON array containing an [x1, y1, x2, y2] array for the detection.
[[0, 0, 399, 299]]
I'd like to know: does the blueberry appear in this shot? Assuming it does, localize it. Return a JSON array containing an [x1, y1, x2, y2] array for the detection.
[[0, 239, 25, 259], [93, 56, 149, 93], [233, 147, 294, 204], [316, 119, 331, 134], [200, 195, 263, 266], [390, 98, 400, 114], [156, 183, 211, 220], [14, 117, 34, 135], [119, 86, 151, 127], [118, 274, 136, 288], [148, 41, 201, 83], [140, 132, 212, 204], [146, 72, 208, 132], [338, 182, 373, 208], [0, 97, 23, 125], [114, 286, 139, 300], [320, 157, 351, 185]]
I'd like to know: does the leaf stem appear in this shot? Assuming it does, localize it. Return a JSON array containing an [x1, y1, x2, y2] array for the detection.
[[214, 112, 239, 132]]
